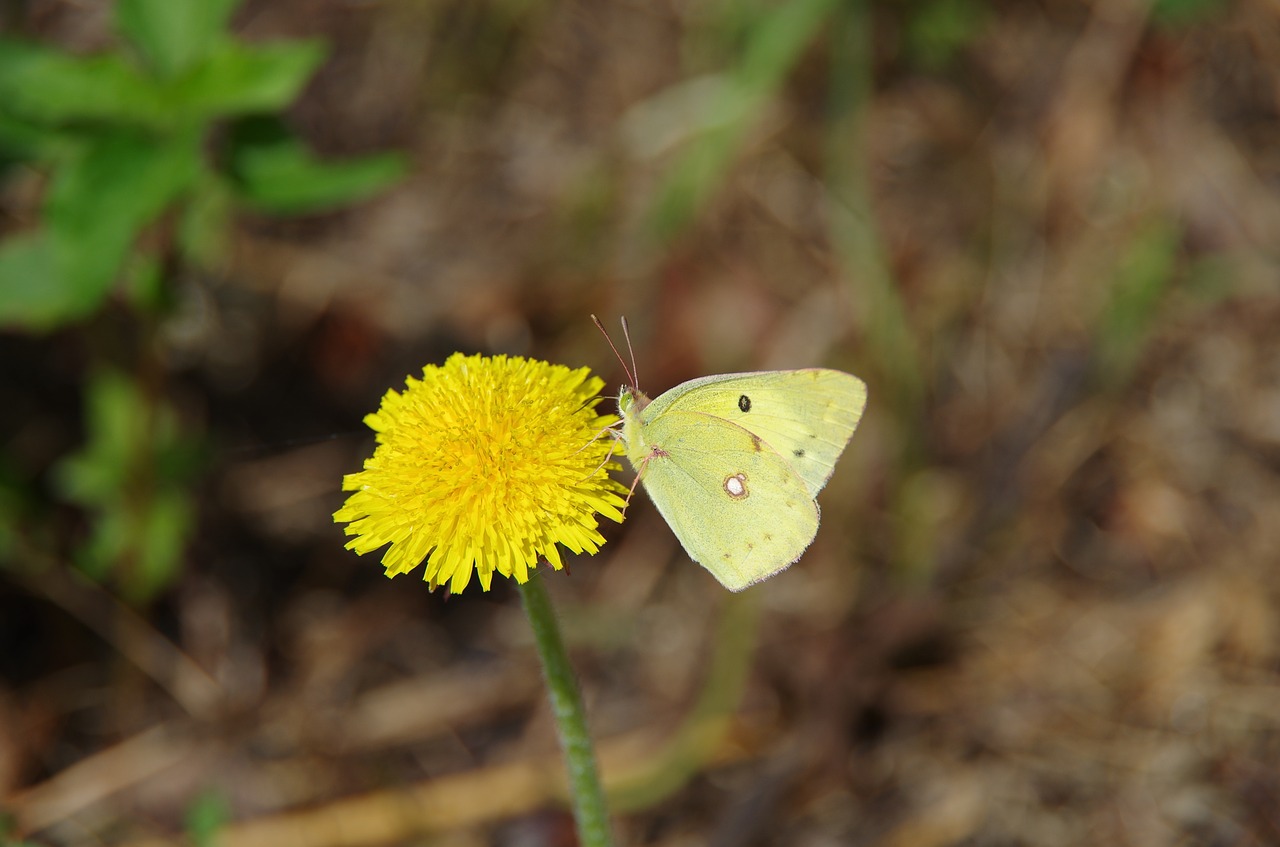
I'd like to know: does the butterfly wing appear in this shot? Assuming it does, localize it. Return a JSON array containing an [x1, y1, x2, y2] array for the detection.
[[635, 410, 821, 591], [643, 369, 866, 497]]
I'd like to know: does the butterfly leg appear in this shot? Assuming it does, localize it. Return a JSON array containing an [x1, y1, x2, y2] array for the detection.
[[622, 453, 652, 513], [576, 420, 627, 484]]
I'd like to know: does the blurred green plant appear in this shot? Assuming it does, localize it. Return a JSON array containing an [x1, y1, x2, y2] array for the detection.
[[639, 0, 988, 248], [633, 0, 926, 586], [1151, 0, 1226, 27], [0, 0, 406, 328], [905, 0, 987, 71], [828, 0, 924, 420], [51, 370, 202, 604], [0, 0, 406, 602], [643, 0, 841, 243], [185, 789, 230, 847], [1096, 218, 1182, 386], [0, 808, 39, 846]]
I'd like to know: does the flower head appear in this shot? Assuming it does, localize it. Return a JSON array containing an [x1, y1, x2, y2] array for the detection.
[[334, 353, 627, 594]]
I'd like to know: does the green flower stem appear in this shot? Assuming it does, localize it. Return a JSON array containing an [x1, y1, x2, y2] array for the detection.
[[518, 575, 616, 847]]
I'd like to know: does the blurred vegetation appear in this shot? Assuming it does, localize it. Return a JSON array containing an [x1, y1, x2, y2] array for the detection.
[[0, 0, 403, 327], [0, 0, 404, 602], [183, 790, 229, 847], [50, 370, 201, 603]]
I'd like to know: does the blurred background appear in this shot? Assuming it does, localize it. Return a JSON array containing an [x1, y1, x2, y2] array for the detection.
[[2, 0, 1279, 844]]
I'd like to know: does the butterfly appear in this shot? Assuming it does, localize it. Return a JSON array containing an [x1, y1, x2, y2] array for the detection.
[[597, 319, 867, 590]]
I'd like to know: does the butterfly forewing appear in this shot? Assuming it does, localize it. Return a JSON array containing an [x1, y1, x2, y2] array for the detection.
[[643, 369, 866, 497]]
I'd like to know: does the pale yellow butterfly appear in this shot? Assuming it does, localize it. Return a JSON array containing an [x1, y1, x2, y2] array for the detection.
[[597, 318, 867, 591]]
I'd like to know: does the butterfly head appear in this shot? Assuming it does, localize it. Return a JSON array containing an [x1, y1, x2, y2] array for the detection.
[[618, 384, 653, 424], [617, 385, 653, 459]]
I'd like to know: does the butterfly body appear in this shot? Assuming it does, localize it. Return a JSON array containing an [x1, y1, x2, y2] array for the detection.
[[618, 369, 866, 591]]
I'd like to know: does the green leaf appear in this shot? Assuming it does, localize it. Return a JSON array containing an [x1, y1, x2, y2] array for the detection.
[[133, 494, 192, 603], [0, 40, 168, 128], [45, 130, 202, 312], [231, 134, 406, 214], [0, 107, 72, 160], [0, 131, 201, 329], [175, 39, 327, 120], [0, 33, 323, 131], [0, 233, 73, 329], [54, 371, 140, 507], [78, 508, 132, 582], [116, 0, 242, 78]]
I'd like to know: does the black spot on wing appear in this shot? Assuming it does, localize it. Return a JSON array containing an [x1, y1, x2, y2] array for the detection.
[[793, 448, 805, 458], [738, 394, 751, 413]]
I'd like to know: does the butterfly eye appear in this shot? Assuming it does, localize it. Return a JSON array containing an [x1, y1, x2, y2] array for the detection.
[[738, 395, 751, 412]]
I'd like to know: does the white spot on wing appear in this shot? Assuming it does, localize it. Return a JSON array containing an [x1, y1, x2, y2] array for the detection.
[[724, 473, 748, 499]]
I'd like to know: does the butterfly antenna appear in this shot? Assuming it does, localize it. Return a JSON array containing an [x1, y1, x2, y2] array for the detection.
[[620, 316, 639, 392], [591, 314, 636, 389]]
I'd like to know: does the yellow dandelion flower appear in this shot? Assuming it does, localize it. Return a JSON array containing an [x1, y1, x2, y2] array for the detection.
[[334, 353, 627, 594]]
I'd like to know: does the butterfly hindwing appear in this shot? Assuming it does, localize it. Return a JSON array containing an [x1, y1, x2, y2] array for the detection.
[[637, 411, 819, 591]]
